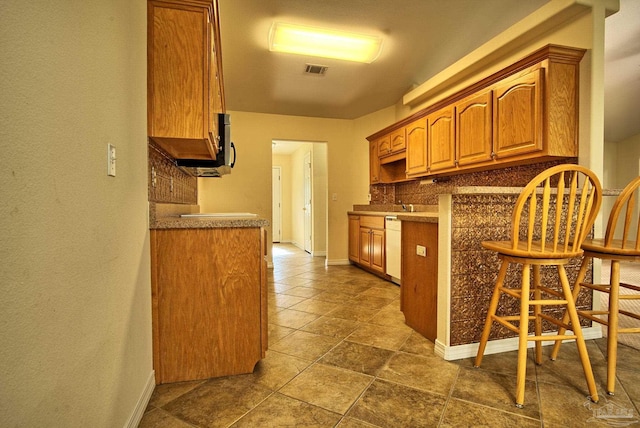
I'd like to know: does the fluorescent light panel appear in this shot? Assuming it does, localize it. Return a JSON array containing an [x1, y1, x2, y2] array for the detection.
[[269, 22, 382, 63]]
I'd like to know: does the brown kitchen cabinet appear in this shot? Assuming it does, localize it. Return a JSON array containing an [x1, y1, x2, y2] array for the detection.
[[405, 117, 428, 177], [349, 214, 386, 275], [366, 45, 584, 182], [492, 68, 543, 159], [369, 140, 380, 184], [147, 0, 224, 160], [456, 90, 493, 166], [150, 227, 267, 384], [348, 215, 361, 262], [389, 128, 407, 154], [427, 105, 456, 173], [401, 221, 438, 342]]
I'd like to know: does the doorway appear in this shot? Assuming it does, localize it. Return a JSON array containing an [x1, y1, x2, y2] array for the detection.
[[304, 152, 312, 253], [271, 140, 327, 256]]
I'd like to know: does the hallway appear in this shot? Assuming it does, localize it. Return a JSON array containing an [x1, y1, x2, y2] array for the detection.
[[140, 244, 640, 427]]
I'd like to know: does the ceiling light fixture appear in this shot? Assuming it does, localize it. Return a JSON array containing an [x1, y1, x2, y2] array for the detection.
[[268, 22, 383, 64]]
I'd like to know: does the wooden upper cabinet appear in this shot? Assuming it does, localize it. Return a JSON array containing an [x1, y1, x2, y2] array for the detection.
[[389, 128, 406, 153], [377, 135, 391, 156], [456, 90, 493, 166], [369, 140, 380, 184], [365, 45, 584, 181], [378, 129, 406, 159], [492, 68, 543, 159], [427, 105, 456, 172], [406, 118, 428, 177], [148, 0, 223, 160]]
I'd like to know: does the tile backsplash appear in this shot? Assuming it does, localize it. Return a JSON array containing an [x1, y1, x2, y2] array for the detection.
[[148, 142, 197, 204]]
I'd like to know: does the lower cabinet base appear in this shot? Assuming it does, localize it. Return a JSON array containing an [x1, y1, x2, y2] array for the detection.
[[401, 222, 438, 342], [151, 227, 268, 384]]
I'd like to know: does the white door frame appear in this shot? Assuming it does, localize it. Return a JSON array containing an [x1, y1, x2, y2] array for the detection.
[[303, 152, 312, 253], [272, 166, 282, 243]]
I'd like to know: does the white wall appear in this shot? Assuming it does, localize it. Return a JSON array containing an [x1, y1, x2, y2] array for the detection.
[[0, 1, 152, 427]]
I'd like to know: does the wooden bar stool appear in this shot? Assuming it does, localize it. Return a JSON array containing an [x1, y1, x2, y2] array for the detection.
[[474, 164, 602, 408], [551, 175, 640, 395]]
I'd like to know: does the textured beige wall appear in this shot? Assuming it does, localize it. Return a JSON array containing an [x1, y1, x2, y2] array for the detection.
[[0, 1, 152, 426]]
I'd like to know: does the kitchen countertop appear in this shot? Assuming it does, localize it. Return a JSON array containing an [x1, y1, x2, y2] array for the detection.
[[349, 205, 439, 223], [149, 203, 269, 230]]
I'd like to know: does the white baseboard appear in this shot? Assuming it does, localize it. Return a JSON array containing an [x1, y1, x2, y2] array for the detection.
[[326, 258, 350, 266], [435, 326, 603, 361], [124, 370, 155, 428], [311, 251, 327, 257]]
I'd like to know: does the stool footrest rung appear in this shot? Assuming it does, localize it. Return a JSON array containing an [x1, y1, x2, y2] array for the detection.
[[620, 282, 640, 293], [619, 309, 640, 321], [499, 287, 521, 299], [538, 313, 572, 331], [576, 310, 608, 326], [618, 327, 640, 333], [580, 283, 611, 293], [537, 286, 564, 299], [491, 315, 531, 334]]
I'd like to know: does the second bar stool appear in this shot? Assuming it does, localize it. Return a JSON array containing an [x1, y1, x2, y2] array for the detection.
[[551, 175, 640, 395], [474, 164, 602, 408]]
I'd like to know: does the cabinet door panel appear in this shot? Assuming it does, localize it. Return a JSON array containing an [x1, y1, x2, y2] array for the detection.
[[427, 106, 456, 172], [406, 118, 428, 177], [370, 229, 385, 273], [348, 216, 360, 262], [151, 5, 206, 139], [390, 128, 406, 153], [359, 228, 371, 265], [377, 135, 391, 157], [401, 222, 438, 341], [493, 68, 543, 159], [456, 91, 493, 166], [369, 140, 380, 184]]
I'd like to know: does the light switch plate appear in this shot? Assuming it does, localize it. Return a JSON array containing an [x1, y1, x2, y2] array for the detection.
[[416, 245, 426, 257]]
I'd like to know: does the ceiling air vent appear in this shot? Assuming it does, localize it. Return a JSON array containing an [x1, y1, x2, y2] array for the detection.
[[304, 64, 328, 75]]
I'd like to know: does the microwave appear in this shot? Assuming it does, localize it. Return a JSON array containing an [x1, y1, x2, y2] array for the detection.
[[176, 113, 236, 177]]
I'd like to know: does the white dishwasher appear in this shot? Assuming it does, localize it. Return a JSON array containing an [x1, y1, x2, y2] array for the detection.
[[385, 216, 401, 285]]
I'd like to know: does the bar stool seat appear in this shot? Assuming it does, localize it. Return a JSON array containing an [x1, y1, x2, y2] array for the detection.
[[474, 164, 602, 408], [551, 175, 640, 395]]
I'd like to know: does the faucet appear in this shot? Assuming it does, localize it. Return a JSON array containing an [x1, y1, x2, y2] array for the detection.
[[399, 200, 407, 211]]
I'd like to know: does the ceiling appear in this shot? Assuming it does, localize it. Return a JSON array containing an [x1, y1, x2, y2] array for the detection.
[[219, 0, 640, 145]]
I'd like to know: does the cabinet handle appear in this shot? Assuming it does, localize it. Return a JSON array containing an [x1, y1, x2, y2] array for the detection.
[[454, 160, 459, 167], [491, 151, 496, 160]]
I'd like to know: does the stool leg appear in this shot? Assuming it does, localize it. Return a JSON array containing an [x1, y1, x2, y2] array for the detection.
[[474, 259, 509, 368], [559, 265, 599, 404], [533, 265, 543, 365], [606, 260, 620, 395], [550, 256, 590, 361], [515, 263, 531, 408]]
